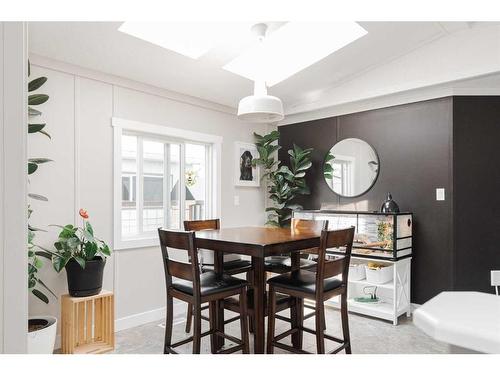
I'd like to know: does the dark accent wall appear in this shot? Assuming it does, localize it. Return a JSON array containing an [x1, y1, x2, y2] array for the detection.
[[280, 98, 455, 304], [453, 96, 500, 293]]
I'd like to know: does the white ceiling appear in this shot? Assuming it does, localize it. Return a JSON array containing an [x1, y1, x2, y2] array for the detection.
[[28, 22, 500, 116]]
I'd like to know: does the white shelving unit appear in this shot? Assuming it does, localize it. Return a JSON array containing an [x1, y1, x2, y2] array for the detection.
[[293, 209, 413, 325], [326, 256, 412, 325]]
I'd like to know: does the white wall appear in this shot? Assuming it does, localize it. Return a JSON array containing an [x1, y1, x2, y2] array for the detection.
[[27, 56, 270, 337], [281, 24, 500, 124], [1, 22, 29, 353]]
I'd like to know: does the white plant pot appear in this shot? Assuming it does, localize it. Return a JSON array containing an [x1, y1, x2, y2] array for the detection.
[[27, 316, 57, 354]]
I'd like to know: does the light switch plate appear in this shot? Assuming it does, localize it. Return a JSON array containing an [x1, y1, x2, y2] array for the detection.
[[436, 188, 445, 201], [234, 195, 240, 206]]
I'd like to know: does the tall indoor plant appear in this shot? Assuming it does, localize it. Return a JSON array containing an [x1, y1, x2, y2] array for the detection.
[[26, 61, 58, 354], [49, 209, 111, 297], [253, 130, 313, 227]]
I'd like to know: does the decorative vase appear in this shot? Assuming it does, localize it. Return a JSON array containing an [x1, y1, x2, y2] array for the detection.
[[380, 192, 400, 213], [27, 316, 57, 354], [65, 257, 105, 297]]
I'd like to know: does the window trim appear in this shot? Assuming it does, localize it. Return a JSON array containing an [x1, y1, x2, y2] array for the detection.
[[112, 117, 222, 250]]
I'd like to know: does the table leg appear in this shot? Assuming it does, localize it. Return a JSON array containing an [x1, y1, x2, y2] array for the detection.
[[214, 250, 224, 350], [252, 256, 265, 354], [290, 252, 302, 349]]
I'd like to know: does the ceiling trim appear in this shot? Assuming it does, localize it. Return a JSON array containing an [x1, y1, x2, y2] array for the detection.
[[29, 53, 238, 116], [278, 71, 500, 126], [283, 25, 450, 111]]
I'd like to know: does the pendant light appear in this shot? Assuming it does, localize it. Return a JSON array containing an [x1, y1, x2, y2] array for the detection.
[[237, 23, 284, 123]]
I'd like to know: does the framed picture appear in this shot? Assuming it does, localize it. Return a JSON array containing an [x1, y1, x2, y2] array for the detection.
[[234, 141, 260, 187]]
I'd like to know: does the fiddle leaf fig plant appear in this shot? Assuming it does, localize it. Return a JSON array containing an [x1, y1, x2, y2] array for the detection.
[[253, 131, 313, 227]]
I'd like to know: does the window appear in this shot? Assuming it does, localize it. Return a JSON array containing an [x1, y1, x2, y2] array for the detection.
[[113, 118, 221, 249], [332, 158, 354, 196]]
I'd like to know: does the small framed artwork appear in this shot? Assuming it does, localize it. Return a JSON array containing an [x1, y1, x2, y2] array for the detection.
[[234, 141, 260, 187]]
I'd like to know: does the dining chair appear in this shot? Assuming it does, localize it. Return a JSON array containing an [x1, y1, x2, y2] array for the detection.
[[264, 218, 326, 273], [224, 220, 329, 342], [158, 228, 250, 354], [183, 219, 253, 333], [265, 219, 328, 328], [266, 226, 355, 354]]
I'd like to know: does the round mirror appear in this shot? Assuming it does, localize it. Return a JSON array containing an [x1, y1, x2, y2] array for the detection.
[[323, 138, 379, 197]]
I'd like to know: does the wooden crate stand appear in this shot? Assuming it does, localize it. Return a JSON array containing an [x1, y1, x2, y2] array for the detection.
[[61, 290, 114, 354]]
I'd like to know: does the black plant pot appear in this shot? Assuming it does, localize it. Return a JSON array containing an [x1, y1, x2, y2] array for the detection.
[[65, 257, 106, 297]]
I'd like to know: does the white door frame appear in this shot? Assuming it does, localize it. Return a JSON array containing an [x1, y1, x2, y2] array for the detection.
[[0, 22, 28, 353]]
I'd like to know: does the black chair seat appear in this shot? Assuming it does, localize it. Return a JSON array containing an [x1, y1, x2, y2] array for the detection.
[[172, 271, 248, 296], [264, 256, 316, 273], [224, 289, 294, 316], [202, 259, 252, 274], [267, 270, 343, 294]]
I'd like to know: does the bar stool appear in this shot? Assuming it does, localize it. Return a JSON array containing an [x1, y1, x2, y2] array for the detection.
[[266, 226, 355, 354], [265, 219, 328, 328], [158, 228, 250, 354], [264, 219, 325, 273], [223, 220, 328, 343], [183, 219, 253, 333]]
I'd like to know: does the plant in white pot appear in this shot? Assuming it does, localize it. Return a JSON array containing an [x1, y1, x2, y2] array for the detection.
[[26, 61, 58, 354], [48, 209, 111, 297]]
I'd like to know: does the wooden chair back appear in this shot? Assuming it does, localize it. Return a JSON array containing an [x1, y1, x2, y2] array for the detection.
[[291, 218, 327, 233], [315, 227, 355, 296], [184, 219, 220, 231], [291, 218, 328, 255], [158, 229, 201, 296]]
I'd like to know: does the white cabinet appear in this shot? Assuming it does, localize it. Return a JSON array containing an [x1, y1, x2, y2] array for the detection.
[[327, 256, 411, 325], [294, 210, 413, 325]]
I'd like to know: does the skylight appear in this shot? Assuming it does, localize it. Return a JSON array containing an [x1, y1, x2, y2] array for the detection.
[[118, 22, 252, 59], [224, 22, 367, 87], [118, 22, 367, 87]]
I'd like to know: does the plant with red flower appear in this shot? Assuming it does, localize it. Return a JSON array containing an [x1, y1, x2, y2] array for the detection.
[[43, 209, 111, 272], [79, 208, 89, 219]]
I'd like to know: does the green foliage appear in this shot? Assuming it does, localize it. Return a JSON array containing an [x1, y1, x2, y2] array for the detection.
[[28, 219, 57, 304], [27, 61, 52, 176], [50, 218, 111, 273], [323, 151, 335, 180], [27, 60, 55, 304], [253, 131, 313, 227]]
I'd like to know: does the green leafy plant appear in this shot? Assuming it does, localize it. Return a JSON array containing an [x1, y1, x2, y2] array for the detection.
[[323, 151, 335, 180], [377, 221, 393, 250], [47, 209, 111, 273], [28, 209, 57, 304], [253, 131, 313, 227], [27, 61, 55, 304]]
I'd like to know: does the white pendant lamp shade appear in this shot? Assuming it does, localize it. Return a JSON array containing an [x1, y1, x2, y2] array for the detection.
[[237, 23, 284, 123], [237, 80, 284, 123]]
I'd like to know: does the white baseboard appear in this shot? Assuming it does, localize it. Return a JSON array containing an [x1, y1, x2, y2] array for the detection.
[[115, 306, 167, 332]]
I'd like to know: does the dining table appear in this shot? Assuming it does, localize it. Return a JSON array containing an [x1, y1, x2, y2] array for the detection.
[[195, 225, 322, 354]]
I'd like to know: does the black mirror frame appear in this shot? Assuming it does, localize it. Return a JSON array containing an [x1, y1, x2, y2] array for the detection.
[[322, 138, 380, 198]]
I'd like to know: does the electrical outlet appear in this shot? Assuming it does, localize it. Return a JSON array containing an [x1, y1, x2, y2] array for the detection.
[[234, 195, 240, 206], [491, 270, 500, 286], [436, 188, 445, 201]]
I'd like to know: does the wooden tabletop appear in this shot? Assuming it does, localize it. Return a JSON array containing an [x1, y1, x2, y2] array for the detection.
[[194, 226, 322, 257], [194, 225, 324, 354]]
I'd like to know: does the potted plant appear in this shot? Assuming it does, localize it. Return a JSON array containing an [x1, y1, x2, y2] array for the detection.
[[253, 130, 313, 227], [26, 61, 58, 353], [49, 209, 111, 297]]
